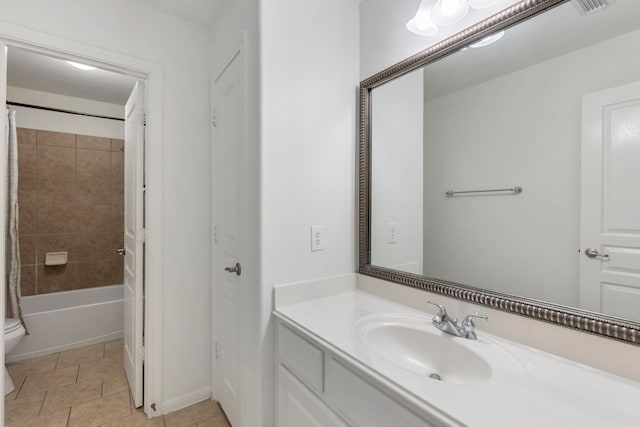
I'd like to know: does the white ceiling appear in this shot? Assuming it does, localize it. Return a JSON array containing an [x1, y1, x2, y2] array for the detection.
[[129, 0, 226, 27], [7, 47, 138, 105]]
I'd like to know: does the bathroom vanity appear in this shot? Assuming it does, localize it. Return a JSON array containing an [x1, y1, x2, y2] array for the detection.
[[275, 294, 460, 427], [274, 280, 640, 426]]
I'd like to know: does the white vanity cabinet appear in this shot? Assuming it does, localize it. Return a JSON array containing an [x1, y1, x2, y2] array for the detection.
[[276, 319, 447, 427]]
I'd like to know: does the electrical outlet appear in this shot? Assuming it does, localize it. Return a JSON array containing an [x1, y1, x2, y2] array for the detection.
[[311, 225, 324, 251], [387, 222, 398, 244]]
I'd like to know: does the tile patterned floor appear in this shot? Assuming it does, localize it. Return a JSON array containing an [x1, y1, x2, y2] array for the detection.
[[5, 340, 231, 427]]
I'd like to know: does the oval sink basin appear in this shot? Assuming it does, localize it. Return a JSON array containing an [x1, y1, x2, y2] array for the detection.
[[354, 314, 523, 385]]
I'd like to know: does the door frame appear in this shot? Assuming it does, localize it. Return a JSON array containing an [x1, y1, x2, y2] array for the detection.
[[211, 36, 248, 425], [0, 22, 165, 417]]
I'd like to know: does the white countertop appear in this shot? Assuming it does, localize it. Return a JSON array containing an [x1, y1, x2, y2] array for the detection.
[[275, 289, 640, 427]]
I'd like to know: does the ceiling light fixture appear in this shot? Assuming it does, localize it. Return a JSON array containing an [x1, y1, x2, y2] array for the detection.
[[432, 0, 469, 26], [66, 61, 97, 71], [407, 0, 502, 36], [406, 0, 439, 36], [469, 30, 505, 48]]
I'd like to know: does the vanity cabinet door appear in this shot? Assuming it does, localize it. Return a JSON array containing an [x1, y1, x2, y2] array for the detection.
[[326, 358, 440, 427], [278, 366, 349, 427]]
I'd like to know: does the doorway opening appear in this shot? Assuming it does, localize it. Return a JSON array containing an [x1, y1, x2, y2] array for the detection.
[[1, 39, 159, 424]]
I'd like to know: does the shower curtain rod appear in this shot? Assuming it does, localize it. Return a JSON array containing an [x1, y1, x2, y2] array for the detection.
[[6, 101, 124, 122]]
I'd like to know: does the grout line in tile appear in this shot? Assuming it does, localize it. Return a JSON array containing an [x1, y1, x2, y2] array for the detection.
[[74, 364, 80, 383], [53, 351, 62, 370], [12, 376, 27, 400], [65, 406, 71, 427], [37, 389, 47, 416]]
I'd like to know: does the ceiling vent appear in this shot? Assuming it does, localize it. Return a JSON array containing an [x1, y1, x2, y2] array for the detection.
[[573, 0, 614, 14]]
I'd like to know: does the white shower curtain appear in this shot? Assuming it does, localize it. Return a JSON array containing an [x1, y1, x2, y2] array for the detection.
[[5, 109, 27, 331]]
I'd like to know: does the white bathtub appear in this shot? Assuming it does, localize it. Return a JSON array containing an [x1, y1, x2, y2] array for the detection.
[[6, 285, 124, 363]]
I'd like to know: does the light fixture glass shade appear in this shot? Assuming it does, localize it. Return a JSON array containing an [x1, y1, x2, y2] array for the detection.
[[432, 0, 469, 26], [66, 61, 97, 71], [469, 30, 505, 48], [406, 0, 439, 36], [468, 0, 500, 9]]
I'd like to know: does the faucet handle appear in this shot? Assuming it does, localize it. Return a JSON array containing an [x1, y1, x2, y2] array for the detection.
[[427, 300, 447, 318], [427, 300, 453, 327], [462, 314, 488, 327], [461, 314, 487, 340]]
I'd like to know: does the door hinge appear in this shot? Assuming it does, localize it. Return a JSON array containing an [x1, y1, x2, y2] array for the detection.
[[137, 345, 145, 362], [143, 112, 147, 126], [215, 341, 219, 360], [212, 111, 217, 127]]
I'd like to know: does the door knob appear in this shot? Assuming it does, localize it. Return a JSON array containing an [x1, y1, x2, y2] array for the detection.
[[117, 248, 125, 256], [584, 248, 609, 260], [224, 262, 241, 276]]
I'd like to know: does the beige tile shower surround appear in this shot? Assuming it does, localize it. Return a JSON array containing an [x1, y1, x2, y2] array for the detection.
[[17, 128, 125, 295], [5, 340, 231, 426]]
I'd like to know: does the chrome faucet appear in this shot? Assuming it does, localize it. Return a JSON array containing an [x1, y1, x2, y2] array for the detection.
[[427, 300, 487, 340]]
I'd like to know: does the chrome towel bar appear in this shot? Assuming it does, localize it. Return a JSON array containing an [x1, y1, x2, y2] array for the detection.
[[445, 186, 523, 197]]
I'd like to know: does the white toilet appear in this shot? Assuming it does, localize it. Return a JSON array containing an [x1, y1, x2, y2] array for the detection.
[[4, 318, 26, 395]]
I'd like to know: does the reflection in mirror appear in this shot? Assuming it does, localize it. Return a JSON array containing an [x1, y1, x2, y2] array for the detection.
[[368, 0, 640, 323], [371, 68, 424, 275]]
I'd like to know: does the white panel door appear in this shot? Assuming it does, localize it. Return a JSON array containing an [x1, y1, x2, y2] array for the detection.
[[580, 81, 640, 322], [124, 81, 145, 407], [213, 53, 242, 426]]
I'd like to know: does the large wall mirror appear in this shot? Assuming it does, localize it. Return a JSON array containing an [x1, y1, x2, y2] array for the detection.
[[359, 0, 640, 344]]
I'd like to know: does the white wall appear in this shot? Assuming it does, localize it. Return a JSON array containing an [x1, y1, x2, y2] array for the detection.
[[370, 69, 423, 274], [359, 0, 520, 79], [8, 86, 124, 138], [0, 0, 212, 412], [261, 0, 359, 293], [422, 28, 640, 306], [260, 0, 359, 426]]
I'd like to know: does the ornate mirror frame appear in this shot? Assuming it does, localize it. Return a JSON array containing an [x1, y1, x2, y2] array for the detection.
[[358, 0, 640, 345]]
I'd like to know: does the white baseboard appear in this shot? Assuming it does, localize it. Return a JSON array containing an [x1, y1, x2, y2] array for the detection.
[[6, 330, 124, 363], [161, 386, 213, 415]]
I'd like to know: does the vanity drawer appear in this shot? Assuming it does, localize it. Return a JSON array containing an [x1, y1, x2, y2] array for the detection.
[[278, 323, 324, 394]]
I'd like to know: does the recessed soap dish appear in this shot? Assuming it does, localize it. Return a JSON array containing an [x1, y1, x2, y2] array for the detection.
[[45, 251, 68, 266]]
